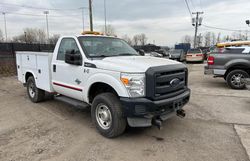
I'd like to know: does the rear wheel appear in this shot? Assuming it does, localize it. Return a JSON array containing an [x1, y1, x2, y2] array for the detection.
[[226, 69, 249, 89], [27, 76, 45, 103], [91, 93, 126, 138]]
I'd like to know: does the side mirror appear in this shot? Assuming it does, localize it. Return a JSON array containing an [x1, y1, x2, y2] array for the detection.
[[246, 20, 250, 26], [65, 50, 82, 66], [138, 49, 145, 56]]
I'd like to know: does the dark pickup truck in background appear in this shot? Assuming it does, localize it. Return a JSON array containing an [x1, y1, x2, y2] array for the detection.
[[204, 47, 250, 89]]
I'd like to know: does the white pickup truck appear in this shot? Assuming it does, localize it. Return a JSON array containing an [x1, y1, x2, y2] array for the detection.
[[16, 33, 190, 138]]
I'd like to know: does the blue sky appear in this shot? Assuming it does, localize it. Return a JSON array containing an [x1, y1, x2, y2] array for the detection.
[[1, 0, 250, 46]]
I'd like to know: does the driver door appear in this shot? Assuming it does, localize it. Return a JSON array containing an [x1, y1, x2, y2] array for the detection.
[[52, 38, 84, 101]]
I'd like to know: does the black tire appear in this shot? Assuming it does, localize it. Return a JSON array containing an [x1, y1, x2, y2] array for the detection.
[[27, 76, 45, 103], [226, 69, 250, 89], [91, 93, 126, 138]]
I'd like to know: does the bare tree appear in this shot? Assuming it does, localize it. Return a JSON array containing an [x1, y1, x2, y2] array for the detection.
[[12, 28, 47, 43], [132, 35, 140, 46], [12, 35, 26, 43], [0, 29, 4, 42], [137, 33, 147, 46], [37, 29, 46, 44], [211, 32, 216, 46], [197, 33, 203, 47], [49, 34, 60, 44], [102, 25, 116, 36], [122, 35, 133, 45], [244, 30, 248, 40], [231, 31, 245, 41], [217, 33, 221, 43], [204, 32, 211, 47], [221, 35, 230, 42], [182, 35, 192, 44]]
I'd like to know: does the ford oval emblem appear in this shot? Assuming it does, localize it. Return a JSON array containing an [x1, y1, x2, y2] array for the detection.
[[170, 78, 181, 87]]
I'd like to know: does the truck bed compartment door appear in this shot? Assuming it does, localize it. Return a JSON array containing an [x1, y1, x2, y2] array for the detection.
[[21, 54, 36, 69], [16, 53, 23, 82], [36, 55, 52, 92]]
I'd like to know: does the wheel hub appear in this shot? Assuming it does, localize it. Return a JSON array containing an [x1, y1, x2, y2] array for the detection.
[[96, 104, 112, 130], [29, 83, 36, 98], [231, 74, 244, 87]]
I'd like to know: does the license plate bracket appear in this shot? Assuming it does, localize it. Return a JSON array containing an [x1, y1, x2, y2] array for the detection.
[[173, 99, 183, 110]]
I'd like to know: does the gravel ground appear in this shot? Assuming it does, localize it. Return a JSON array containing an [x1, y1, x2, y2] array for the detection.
[[0, 63, 249, 161]]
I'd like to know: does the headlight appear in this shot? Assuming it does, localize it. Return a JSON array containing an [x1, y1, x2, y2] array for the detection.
[[120, 73, 145, 97]]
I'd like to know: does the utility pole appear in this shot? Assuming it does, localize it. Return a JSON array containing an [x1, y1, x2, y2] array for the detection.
[[104, 0, 107, 34], [2, 12, 7, 42], [43, 11, 49, 43], [192, 12, 203, 48], [24, 32, 27, 43], [89, 0, 93, 31]]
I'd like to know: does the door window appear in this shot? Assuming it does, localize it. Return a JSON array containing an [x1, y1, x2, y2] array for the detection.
[[57, 38, 80, 61]]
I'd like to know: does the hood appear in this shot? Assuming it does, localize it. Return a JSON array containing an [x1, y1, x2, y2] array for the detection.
[[91, 56, 182, 73]]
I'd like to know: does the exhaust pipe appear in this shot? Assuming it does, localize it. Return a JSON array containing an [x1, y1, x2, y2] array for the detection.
[[152, 118, 162, 130], [177, 109, 186, 118]]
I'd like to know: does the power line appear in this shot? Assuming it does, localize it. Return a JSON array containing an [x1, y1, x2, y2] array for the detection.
[[199, 0, 203, 11], [0, 11, 81, 17], [189, 0, 197, 11], [184, 0, 192, 17], [202, 24, 247, 32], [0, 2, 87, 11]]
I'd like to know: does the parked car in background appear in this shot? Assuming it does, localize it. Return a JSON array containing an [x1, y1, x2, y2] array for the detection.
[[204, 46, 250, 89], [161, 46, 170, 57], [144, 51, 163, 57], [134, 44, 168, 58], [169, 49, 186, 62], [199, 47, 210, 60], [175, 43, 191, 54], [186, 49, 204, 63]]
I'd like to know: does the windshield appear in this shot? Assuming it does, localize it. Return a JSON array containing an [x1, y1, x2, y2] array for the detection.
[[78, 36, 139, 57], [188, 49, 201, 53], [170, 50, 182, 55]]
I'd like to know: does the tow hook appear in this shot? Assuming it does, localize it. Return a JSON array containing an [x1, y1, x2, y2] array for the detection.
[[152, 118, 162, 130], [177, 109, 186, 118]]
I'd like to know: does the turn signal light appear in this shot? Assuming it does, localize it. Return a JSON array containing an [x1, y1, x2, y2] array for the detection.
[[121, 78, 129, 85]]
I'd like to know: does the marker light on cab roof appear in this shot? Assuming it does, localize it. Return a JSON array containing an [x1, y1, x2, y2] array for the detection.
[[81, 31, 103, 35]]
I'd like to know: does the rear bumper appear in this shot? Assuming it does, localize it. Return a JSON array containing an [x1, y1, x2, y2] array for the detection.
[[246, 78, 250, 90], [204, 65, 226, 76], [186, 56, 203, 62], [120, 89, 190, 127]]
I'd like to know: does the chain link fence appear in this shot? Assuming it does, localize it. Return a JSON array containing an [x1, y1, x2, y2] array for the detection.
[[0, 43, 55, 76]]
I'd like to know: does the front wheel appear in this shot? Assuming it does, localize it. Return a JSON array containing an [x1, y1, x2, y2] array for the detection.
[[91, 93, 126, 138], [27, 76, 45, 103], [226, 70, 250, 89]]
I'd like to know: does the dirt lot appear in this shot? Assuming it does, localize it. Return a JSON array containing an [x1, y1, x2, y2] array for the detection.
[[0, 63, 250, 161]]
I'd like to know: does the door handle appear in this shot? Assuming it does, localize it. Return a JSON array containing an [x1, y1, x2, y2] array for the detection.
[[53, 64, 56, 72]]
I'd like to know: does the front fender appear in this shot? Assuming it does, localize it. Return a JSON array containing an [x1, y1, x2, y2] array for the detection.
[[84, 73, 129, 103]]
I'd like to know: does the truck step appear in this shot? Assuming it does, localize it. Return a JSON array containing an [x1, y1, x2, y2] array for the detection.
[[54, 95, 90, 109]]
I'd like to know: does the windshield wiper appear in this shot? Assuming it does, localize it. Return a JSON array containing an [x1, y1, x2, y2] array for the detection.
[[90, 54, 110, 58], [117, 53, 138, 56]]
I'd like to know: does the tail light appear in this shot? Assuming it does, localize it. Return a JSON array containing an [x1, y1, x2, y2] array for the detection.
[[196, 54, 203, 57], [207, 56, 214, 65]]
